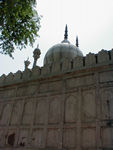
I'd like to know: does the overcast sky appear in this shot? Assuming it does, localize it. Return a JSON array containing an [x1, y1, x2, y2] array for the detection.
[[0, 0, 113, 76]]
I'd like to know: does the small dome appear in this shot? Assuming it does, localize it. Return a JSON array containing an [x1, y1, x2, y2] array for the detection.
[[43, 25, 83, 65], [44, 41, 83, 65]]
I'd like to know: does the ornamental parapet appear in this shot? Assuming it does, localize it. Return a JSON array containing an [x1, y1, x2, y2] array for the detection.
[[0, 49, 113, 87]]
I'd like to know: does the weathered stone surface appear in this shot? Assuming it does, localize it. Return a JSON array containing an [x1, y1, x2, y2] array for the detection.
[[14, 71, 22, 81], [0, 74, 6, 84], [82, 128, 96, 147], [16, 85, 38, 97], [66, 75, 94, 88], [5, 72, 14, 82], [6, 130, 16, 146], [18, 129, 28, 147], [63, 128, 77, 148], [22, 101, 33, 125], [98, 49, 109, 63], [41, 65, 50, 75], [10, 102, 23, 125], [51, 62, 61, 73], [85, 53, 96, 66], [102, 128, 113, 147], [31, 66, 40, 78], [0, 88, 15, 98], [73, 56, 83, 68], [48, 98, 61, 124], [62, 59, 71, 72], [31, 129, 44, 148], [0, 49, 113, 150], [40, 83, 48, 93], [23, 69, 31, 80], [65, 95, 78, 123], [99, 71, 113, 83], [48, 81, 62, 92], [82, 90, 96, 121], [0, 104, 12, 125], [101, 89, 113, 120], [34, 100, 47, 124], [47, 129, 59, 148], [0, 129, 5, 147]]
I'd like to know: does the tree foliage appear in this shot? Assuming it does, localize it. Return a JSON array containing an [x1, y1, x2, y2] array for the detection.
[[0, 0, 41, 57]]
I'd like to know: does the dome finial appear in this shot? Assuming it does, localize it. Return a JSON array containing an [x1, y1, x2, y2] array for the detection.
[[64, 24, 68, 40], [76, 35, 79, 47], [61, 25, 70, 44]]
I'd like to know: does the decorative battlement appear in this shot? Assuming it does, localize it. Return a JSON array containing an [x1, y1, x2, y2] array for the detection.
[[0, 49, 113, 87]]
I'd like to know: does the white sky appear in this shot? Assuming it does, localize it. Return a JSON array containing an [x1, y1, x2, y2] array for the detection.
[[0, 0, 113, 76]]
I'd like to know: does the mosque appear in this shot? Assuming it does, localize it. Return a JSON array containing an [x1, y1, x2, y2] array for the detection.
[[0, 26, 113, 150]]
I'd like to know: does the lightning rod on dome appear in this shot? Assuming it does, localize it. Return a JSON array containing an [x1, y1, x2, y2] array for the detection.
[[76, 35, 79, 47]]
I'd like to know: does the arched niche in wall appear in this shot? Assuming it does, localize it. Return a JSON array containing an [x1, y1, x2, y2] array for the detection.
[[82, 128, 96, 148], [82, 90, 96, 121], [34, 100, 47, 125], [48, 98, 61, 124], [101, 127, 113, 147], [47, 128, 59, 148], [0, 103, 3, 117], [31, 129, 44, 148], [7, 133, 15, 146], [101, 89, 113, 120], [0, 104, 12, 125], [5, 130, 16, 147], [18, 129, 28, 147], [22, 101, 33, 125], [0, 129, 5, 147], [64, 95, 78, 123], [63, 128, 77, 148], [109, 91, 113, 119], [10, 102, 23, 125]]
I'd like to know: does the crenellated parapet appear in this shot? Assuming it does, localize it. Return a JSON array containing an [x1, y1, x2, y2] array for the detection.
[[98, 49, 109, 63], [73, 56, 83, 68], [111, 48, 113, 60], [0, 49, 113, 87], [85, 53, 96, 66], [0, 74, 6, 84], [13, 70, 22, 81]]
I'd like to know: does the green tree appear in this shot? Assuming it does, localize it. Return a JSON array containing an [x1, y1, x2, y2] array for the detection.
[[0, 0, 41, 57]]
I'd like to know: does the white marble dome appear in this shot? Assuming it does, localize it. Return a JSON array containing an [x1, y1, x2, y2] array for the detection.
[[44, 39, 83, 65]]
